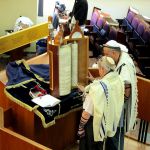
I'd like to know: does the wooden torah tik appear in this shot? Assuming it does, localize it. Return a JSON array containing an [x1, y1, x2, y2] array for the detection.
[[48, 21, 89, 97]]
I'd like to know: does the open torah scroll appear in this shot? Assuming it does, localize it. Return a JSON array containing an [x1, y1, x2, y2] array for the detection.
[[59, 42, 78, 96], [48, 37, 88, 97]]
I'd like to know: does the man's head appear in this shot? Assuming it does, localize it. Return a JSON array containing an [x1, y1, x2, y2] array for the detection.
[[55, 1, 66, 13], [97, 56, 116, 77], [102, 40, 128, 64]]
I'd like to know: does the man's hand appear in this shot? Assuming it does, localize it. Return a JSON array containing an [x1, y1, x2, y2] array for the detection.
[[87, 71, 95, 82], [77, 84, 85, 92], [125, 84, 131, 100]]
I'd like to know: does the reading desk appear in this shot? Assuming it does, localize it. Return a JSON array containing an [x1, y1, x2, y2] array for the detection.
[[0, 19, 89, 150]]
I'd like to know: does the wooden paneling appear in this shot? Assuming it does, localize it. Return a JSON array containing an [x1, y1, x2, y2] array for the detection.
[[0, 22, 48, 54], [137, 76, 150, 121], [0, 107, 4, 128], [0, 128, 51, 150], [34, 110, 81, 150]]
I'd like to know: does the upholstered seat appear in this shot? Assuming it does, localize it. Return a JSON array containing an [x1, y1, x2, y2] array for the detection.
[[119, 6, 139, 32], [84, 7, 100, 35]]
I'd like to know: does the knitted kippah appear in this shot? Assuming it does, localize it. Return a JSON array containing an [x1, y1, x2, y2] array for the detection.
[[98, 56, 116, 71]]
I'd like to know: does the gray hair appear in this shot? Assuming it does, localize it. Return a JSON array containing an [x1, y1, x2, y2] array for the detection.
[[98, 56, 116, 72]]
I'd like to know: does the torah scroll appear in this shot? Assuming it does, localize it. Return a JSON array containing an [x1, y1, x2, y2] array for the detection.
[[48, 37, 88, 97], [58, 42, 78, 96], [59, 44, 71, 96], [71, 42, 78, 87]]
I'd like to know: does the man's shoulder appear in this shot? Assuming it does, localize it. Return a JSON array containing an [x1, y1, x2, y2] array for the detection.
[[121, 52, 134, 65]]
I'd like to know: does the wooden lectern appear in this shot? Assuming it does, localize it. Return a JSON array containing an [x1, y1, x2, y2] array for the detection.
[[0, 18, 89, 150], [48, 21, 89, 97]]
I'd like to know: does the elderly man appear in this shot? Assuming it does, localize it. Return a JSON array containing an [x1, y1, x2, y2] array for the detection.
[[102, 40, 138, 150], [77, 56, 124, 150]]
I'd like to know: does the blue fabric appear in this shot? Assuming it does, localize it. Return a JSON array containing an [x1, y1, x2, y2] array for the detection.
[[36, 46, 47, 55], [30, 64, 49, 81], [36, 39, 47, 55], [6, 62, 32, 86], [36, 39, 47, 47], [5, 60, 83, 128], [6, 61, 49, 86]]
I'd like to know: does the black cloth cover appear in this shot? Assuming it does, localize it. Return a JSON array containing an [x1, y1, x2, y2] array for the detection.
[[5, 60, 83, 128]]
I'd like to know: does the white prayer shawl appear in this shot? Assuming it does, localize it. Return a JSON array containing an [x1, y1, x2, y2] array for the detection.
[[116, 52, 138, 132], [85, 72, 124, 141]]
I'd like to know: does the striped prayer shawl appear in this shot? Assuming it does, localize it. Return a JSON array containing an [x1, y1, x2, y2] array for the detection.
[[99, 81, 108, 139], [115, 52, 138, 132], [88, 72, 124, 141]]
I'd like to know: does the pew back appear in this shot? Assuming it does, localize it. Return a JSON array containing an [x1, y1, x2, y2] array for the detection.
[[137, 76, 150, 121], [0, 128, 51, 150]]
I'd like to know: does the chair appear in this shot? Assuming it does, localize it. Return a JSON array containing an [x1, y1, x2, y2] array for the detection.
[[127, 11, 136, 24], [136, 22, 145, 36], [96, 16, 105, 29], [84, 7, 100, 35], [95, 26, 117, 46], [137, 28, 150, 59], [128, 20, 147, 46], [90, 11, 99, 26], [107, 27, 117, 41], [95, 22, 110, 40], [135, 28, 150, 54], [88, 17, 106, 57], [119, 6, 139, 31], [132, 29, 150, 78], [119, 11, 136, 31], [125, 16, 140, 39], [89, 17, 105, 46]]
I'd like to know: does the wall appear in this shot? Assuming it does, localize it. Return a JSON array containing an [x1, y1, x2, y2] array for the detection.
[[88, 0, 150, 19], [39, 0, 150, 23], [0, 0, 37, 36], [0, 0, 149, 34]]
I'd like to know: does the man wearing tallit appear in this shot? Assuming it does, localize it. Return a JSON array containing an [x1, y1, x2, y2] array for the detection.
[[77, 56, 125, 150], [102, 40, 138, 150]]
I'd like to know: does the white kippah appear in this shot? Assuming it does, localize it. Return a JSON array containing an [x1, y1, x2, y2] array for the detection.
[[105, 56, 116, 70], [98, 56, 116, 71], [92, 63, 98, 68], [105, 40, 128, 53]]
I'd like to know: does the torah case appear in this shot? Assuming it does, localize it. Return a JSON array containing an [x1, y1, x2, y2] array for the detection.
[[48, 23, 89, 97]]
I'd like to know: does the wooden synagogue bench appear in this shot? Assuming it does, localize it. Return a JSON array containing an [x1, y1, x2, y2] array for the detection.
[[0, 128, 50, 150], [0, 104, 50, 150], [0, 19, 89, 150], [137, 76, 150, 144], [0, 110, 50, 150]]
